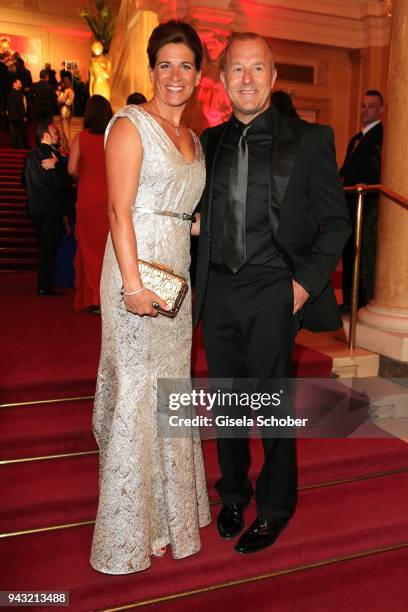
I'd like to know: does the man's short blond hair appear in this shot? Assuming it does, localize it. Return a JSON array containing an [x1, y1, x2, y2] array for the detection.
[[220, 32, 275, 72]]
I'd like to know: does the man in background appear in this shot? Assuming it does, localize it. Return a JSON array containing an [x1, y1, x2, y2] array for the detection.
[[44, 62, 58, 87], [23, 122, 72, 295], [7, 78, 28, 148], [32, 70, 56, 125], [340, 90, 384, 310]]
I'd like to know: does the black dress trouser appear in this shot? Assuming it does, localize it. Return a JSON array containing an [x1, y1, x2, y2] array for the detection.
[[202, 264, 299, 522], [10, 120, 28, 149], [31, 214, 63, 291]]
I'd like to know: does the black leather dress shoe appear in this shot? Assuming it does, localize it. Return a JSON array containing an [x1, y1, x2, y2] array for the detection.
[[37, 289, 64, 296], [234, 517, 287, 554], [217, 503, 247, 540]]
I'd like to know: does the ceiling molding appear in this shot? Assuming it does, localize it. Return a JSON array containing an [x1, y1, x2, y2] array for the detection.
[[185, 0, 391, 48]]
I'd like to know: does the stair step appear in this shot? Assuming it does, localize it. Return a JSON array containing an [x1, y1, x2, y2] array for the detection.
[[1, 472, 407, 610], [0, 258, 37, 268], [0, 209, 27, 217], [0, 247, 37, 255], [1, 427, 407, 532], [0, 195, 27, 203], [0, 218, 31, 226], [0, 237, 37, 247], [0, 187, 26, 195], [0, 227, 35, 236], [153, 548, 408, 612], [0, 148, 29, 155]]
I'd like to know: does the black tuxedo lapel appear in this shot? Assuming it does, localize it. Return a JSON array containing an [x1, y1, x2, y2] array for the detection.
[[269, 114, 300, 238], [204, 120, 232, 234]]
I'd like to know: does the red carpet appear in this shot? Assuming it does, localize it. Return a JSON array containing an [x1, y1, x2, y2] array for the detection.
[[0, 148, 37, 271], [1, 433, 408, 534], [2, 473, 408, 610], [0, 272, 332, 403], [1, 272, 407, 610], [151, 547, 408, 611]]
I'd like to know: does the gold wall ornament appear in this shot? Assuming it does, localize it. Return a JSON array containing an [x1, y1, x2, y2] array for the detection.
[[89, 40, 112, 101]]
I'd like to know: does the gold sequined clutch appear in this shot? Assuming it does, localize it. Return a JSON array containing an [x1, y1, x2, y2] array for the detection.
[[138, 260, 188, 318]]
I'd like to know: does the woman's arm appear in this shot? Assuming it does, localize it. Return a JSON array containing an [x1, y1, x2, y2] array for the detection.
[[68, 133, 80, 180], [191, 212, 200, 236], [105, 117, 169, 316]]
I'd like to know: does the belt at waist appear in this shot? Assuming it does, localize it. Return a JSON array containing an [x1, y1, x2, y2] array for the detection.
[[134, 207, 195, 221], [210, 258, 290, 274]]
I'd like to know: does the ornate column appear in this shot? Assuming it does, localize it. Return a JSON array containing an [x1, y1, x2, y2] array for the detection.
[[357, 0, 408, 362]]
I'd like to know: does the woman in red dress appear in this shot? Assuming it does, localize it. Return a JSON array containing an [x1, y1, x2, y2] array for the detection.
[[68, 95, 113, 312]]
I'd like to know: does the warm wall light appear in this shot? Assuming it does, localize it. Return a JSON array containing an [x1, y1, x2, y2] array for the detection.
[[380, 0, 392, 17]]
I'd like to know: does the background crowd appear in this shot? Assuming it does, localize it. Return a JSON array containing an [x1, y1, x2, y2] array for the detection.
[[0, 51, 89, 149], [0, 45, 383, 318]]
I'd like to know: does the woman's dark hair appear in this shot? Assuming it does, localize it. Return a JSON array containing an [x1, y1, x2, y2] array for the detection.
[[83, 95, 113, 134], [147, 20, 203, 70], [271, 90, 300, 119]]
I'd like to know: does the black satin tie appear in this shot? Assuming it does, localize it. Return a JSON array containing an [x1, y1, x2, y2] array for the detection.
[[223, 125, 250, 273]]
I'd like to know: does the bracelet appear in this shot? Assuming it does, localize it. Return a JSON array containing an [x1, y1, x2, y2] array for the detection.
[[121, 286, 145, 296]]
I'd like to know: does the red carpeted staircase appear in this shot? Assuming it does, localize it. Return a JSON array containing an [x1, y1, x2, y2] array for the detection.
[[1, 397, 408, 611], [1, 275, 407, 609], [0, 148, 37, 271]]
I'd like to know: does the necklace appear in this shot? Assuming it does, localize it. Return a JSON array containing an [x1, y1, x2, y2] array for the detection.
[[150, 101, 182, 137]]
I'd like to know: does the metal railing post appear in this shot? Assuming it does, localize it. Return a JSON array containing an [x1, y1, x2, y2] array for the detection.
[[349, 185, 365, 350]]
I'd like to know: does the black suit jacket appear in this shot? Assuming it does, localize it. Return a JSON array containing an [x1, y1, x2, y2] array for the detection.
[[32, 80, 56, 116], [23, 144, 73, 217], [340, 122, 383, 187], [194, 108, 351, 332], [7, 89, 26, 121]]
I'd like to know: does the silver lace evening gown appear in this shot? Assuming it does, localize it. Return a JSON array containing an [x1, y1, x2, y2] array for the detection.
[[90, 106, 211, 575]]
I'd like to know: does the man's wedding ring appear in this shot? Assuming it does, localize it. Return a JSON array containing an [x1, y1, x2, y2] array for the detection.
[[152, 302, 160, 309]]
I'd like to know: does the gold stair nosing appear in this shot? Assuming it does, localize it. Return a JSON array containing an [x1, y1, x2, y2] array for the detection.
[[1, 468, 407, 538], [0, 395, 95, 408], [0, 520, 95, 539], [0, 449, 98, 466], [98, 540, 408, 611]]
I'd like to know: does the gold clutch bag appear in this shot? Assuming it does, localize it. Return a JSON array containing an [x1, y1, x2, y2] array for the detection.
[[138, 259, 188, 318]]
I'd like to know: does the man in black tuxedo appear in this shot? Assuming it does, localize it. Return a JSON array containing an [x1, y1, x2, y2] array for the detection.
[[194, 33, 350, 554], [7, 78, 28, 149], [32, 70, 56, 124], [340, 90, 383, 310], [23, 122, 72, 295], [44, 63, 58, 87]]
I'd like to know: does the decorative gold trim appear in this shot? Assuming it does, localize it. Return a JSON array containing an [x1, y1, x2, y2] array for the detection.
[[0, 450, 98, 466], [0, 520, 95, 539], [299, 466, 408, 491], [99, 541, 408, 611], [0, 395, 94, 408]]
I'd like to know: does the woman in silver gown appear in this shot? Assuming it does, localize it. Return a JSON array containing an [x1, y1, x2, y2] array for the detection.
[[90, 21, 211, 575]]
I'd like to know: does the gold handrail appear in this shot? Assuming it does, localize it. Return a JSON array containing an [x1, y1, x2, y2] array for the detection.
[[342, 183, 408, 350], [344, 183, 408, 208]]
